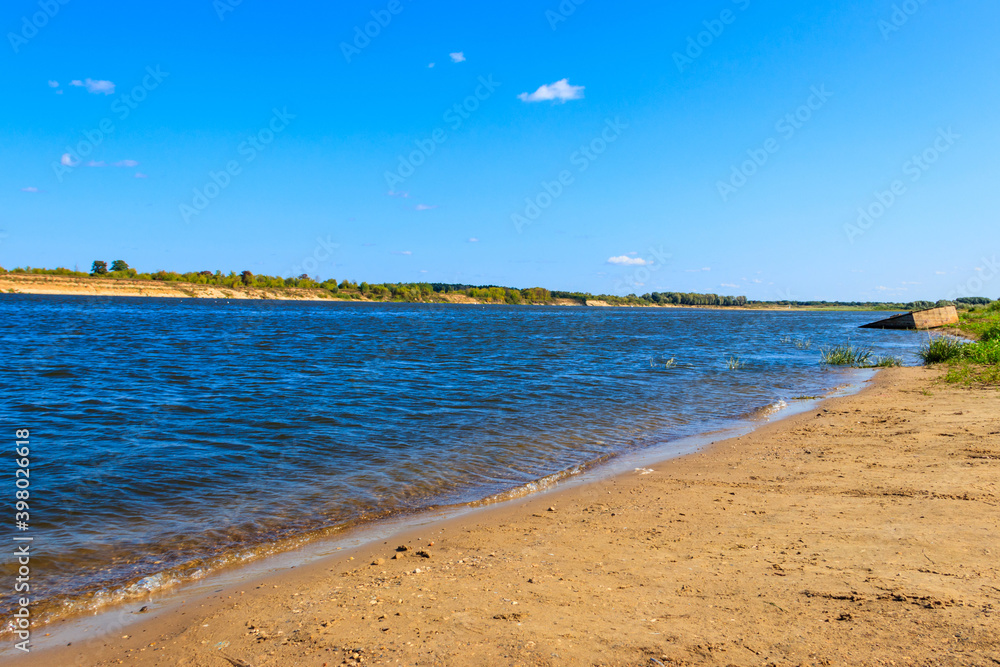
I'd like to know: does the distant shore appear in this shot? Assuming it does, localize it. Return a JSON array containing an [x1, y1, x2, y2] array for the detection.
[[14, 366, 1000, 665], [0, 274, 906, 311]]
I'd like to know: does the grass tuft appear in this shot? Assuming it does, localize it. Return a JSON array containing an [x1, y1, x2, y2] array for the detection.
[[820, 344, 873, 366], [870, 355, 903, 368], [918, 337, 967, 364], [726, 356, 747, 370]]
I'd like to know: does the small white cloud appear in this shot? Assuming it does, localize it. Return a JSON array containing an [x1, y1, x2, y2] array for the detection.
[[70, 78, 116, 95], [684, 267, 711, 273], [134, 172, 148, 179], [428, 63, 435, 68], [518, 78, 585, 103], [21, 187, 41, 193], [414, 204, 438, 211], [468, 237, 479, 243], [60, 153, 79, 167], [387, 190, 410, 198], [721, 283, 740, 288], [607, 255, 648, 266], [114, 159, 139, 168], [393, 250, 413, 256], [935, 271, 947, 275], [48, 80, 59, 88], [85, 160, 106, 167], [449, 52, 466, 63]]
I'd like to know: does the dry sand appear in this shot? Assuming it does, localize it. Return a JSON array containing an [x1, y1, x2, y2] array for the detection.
[[0, 274, 327, 301], [15, 367, 1000, 666]]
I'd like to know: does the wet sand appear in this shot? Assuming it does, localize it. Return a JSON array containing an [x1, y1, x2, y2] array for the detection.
[[15, 367, 1000, 666]]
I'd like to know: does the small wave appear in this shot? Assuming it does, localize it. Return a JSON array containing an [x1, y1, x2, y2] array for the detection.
[[738, 399, 789, 421]]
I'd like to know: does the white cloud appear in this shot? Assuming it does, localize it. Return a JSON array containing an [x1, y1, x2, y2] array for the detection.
[[114, 159, 139, 167], [428, 63, 435, 68], [518, 78, 585, 103], [414, 204, 438, 211], [48, 80, 59, 88], [21, 187, 41, 193], [393, 250, 413, 256], [449, 52, 466, 63], [684, 267, 711, 273], [70, 78, 116, 95], [607, 255, 648, 266], [134, 172, 148, 179], [468, 237, 479, 243], [935, 271, 947, 275], [721, 283, 740, 288], [85, 160, 106, 167], [60, 153, 79, 167], [387, 190, 410, 198]]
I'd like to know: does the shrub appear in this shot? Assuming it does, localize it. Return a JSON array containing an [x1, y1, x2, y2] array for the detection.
[[981, 325, 1000, 343], [870, 355, 903, 367]]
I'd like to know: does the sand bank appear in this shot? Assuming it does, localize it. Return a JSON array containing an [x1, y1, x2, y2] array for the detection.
[[13, 367, 1000, 666]]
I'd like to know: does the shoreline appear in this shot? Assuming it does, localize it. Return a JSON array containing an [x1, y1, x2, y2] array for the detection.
[[0, 274, 911, 311], [11, 366, 999, 665], [2, 379, 862, 648]]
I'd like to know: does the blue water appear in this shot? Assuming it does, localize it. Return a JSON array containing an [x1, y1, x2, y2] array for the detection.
[[0, 296, 926, 624]]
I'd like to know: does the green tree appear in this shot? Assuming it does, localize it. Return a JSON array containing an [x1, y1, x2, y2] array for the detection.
[[241, 271, 254, 286], [110, 260, 130, 272], [91, 261, 108, 275]]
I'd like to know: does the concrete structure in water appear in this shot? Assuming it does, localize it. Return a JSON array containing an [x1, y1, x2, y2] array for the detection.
[[860, 305, 960, 331]]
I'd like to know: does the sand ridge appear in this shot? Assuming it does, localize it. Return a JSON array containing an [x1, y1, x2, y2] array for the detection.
[[15, 367, 1000, 666]]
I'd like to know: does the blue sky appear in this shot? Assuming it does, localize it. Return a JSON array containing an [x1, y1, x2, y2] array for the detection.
[[2, 0, 998, 301]]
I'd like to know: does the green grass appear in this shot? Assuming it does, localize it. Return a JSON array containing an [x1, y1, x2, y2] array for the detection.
[[726, 356, 747, 370], [918, 337, 968, 363], [921, 312, 1000, 385], [820, 344, 873, 366], [870, 355, 903, 368], [943, 363, 1000, 386]]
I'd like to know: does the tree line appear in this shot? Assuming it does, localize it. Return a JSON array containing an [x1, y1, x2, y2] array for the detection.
[[3, 261, 994, 310]]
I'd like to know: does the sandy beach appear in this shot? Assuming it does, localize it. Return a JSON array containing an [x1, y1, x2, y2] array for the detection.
[[15, 366, 999, 666]]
